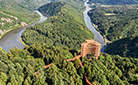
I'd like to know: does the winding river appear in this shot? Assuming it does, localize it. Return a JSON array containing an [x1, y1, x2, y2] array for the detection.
[[0, 0, 104, 52], [0, 11, 47, 51], [83, 0, 105, 51]]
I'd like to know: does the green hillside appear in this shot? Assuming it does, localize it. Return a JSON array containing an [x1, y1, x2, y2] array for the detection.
[[0, 0, 40, 22], [88, 6, 138, 41], [0, 0, 137, 85], [106, 36, 138, 58], [0, 0, 84, 35], [38, 2, 64, 17], [0, 0, 50, 10], [0, 0, 40, 35], [88, 5, 138, 58], [22, 2, 94, 50], [0, 44, 137, 85], [0, 10, 39, 32], [89, 0, 138, 5]]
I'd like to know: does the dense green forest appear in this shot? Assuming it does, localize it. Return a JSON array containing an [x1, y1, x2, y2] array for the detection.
[[0, 0, 41, 23], [88, 6, 138, 41], [106, 36, 138, 58], [89, 0, 138, 5], [88, 5, 138, 58], [22, 1, 94, 50], [38, 2, 64, 16], [0, 44, 138, 85], [0, 10, 39, 32], [0, 0, 138, 85]]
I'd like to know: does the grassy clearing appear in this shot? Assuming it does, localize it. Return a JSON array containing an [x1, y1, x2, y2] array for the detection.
[[104, 13, 116, 16]]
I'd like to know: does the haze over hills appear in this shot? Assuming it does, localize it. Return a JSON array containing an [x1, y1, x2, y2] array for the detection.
[[89, 0, 138, 5], [22, 1, 94, 50], [0, 0, 51, 10]]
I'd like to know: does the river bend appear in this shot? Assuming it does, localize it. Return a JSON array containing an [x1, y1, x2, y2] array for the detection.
[[83, 0, 105, 51], [0, 11, 47, 51], [0, 1, 104, 52]]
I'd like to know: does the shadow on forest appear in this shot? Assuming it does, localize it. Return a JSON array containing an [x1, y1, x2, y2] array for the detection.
[[105, 36, 138, 58]]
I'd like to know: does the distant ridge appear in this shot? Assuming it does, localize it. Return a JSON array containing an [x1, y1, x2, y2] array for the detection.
[[89, 0, 138, 5]]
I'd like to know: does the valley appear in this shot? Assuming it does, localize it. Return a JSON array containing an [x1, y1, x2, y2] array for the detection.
[[89, 0, 138, 5], [0, 0, 40, 39], [87, 2, 138, 58], [21, 1, 94, 50], [0, 11, 47, 51], [0, 0, 137, 85]]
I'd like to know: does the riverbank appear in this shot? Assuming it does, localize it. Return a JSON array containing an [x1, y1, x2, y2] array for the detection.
[[20, 11, 47, 47], [0, 25, 21, 39], [91, 23, 111, 45], [20, 38, 28, 47], [0, 11, 47, 51], [83, 0, 105, 52], [0, 14, 40, 40]]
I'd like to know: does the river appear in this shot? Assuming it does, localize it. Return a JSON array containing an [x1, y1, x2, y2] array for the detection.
[[0, 11, 47, 51], [0, 1, 104, 52], [83, 0, 105, 51]]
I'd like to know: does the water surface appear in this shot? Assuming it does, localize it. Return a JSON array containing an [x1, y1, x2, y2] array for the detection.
[[0, 11, 47, 51], [0, 1, 104, 52], [83, 0, 105, 51]]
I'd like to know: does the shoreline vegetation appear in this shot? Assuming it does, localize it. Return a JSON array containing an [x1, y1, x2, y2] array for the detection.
[[88, 4, 138, 41], [0, 12, 40, 40], [21, 1, 94, 50], [0, 0, 42, 40], [20, 38, 28, 47], [0, 28, 18, 39], [89, 0, 138, 5], [88, 1, 138, 58]]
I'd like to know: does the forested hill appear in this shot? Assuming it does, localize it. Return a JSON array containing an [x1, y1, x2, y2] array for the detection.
[[22, 1, 94, 50], [0, 44, 138, 84], [88, 6, 138, 41], [106, 36, 138, 58], [38, 2, 64, 16], [88, 5, 138, 58], [0, 0, 58, 33], [0, 0, 138, 85], [89, 0, 138, 5]]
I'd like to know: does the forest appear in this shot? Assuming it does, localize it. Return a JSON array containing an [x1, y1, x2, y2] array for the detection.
[[88, 6, 138, 41], [0, 44, 138, 85], [0, 0, 138, 85], [89, 0, 138, 5], [21, 2, 138, 84], [38, 2, 64, 16], [22, 1, 94, 50], [88, 5, 138, 58], [106, 36, 138, 58]]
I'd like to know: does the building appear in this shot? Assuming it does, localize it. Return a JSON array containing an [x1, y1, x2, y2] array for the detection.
[[81, 40, 102, 59]]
